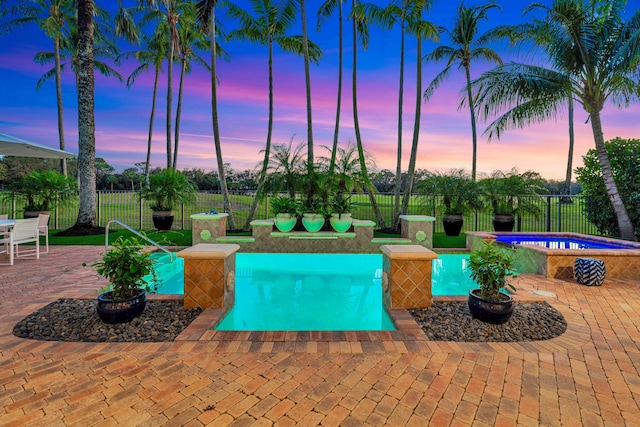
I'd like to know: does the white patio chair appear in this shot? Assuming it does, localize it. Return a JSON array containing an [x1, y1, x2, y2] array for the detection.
[[0, 218, 40, 266], [0, 214, 7, 248], [37, 213, 50, 254]]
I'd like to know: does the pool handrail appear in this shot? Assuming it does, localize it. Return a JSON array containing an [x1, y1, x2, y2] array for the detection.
[[105, 219, 175, 263]]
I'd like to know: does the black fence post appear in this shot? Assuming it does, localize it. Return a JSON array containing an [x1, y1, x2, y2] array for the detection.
[[546, 196, 551, 232]]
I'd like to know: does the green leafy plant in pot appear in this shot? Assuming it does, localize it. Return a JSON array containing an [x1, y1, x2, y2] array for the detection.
[[417, 169, 481, 236], [139, 168, 197, 231], [6, 169, 76, 220], [478, 169, 546, 232], [271, 195, 302, 232], [301, 196, 328, 232], [91, 237, 160, 324], [328, 194, 355, 233], [467, 239, 518, 324]]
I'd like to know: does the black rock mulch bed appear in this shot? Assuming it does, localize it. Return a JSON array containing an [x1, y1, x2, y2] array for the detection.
[[13, 299, 202, 342], [14, 299, 567, 343], [410, 301, 567, 342]]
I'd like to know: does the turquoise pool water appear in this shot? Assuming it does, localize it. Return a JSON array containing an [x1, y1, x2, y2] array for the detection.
[[147, 252, 477, 330]]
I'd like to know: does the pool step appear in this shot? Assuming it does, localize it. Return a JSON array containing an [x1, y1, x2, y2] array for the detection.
[[371, 238, 412, 245], [215, 236, 256, 243]]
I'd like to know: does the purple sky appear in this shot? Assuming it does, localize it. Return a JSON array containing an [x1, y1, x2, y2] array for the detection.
[[0, 0, 638, 180]]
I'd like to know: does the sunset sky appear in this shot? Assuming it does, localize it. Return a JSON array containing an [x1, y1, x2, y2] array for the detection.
[[0, 0, 638, 180]]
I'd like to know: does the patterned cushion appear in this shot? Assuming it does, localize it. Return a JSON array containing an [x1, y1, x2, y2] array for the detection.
[[575, 258, 606, 286]]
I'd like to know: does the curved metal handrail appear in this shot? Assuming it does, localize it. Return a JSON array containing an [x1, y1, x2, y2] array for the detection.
[[105, 219, 175, 263]]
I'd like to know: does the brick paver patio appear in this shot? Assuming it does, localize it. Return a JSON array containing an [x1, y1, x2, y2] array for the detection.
[[1, 245, 640, 426]]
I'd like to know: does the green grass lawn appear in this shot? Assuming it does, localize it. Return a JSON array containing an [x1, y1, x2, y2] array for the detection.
[[47, 229, 467, 249]]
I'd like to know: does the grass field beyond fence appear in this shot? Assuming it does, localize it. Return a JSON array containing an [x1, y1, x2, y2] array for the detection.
[[0, 191, 599, 236]]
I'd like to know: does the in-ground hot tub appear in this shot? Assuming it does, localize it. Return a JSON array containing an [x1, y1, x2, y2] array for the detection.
[[467, 232, 640, 279]]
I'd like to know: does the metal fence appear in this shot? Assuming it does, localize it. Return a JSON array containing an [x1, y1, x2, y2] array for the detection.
[[0, 191, 600, 235]]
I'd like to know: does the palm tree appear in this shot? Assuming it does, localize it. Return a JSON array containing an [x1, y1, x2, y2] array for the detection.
[[173, 3, 210, 170], [423, 1, 502, 181], [359, 0, 407, 222], [72, 0, 98, 232], [120, 27, 169, 186], [475, 0, 640, 240], [196, 0, 236, 229], [0, 0, 75, 176], [398, 1, 438, 228], [263, 137, 306, 197], [137, 0, 184, 169], [224, 0, 321, 228], [317, 0, 343, 176], [350, 1, 387, 228], [300, 0, 315, 183], [473, 63, 576, 196]]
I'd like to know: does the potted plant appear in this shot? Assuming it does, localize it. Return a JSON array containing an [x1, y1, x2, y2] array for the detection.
[[478, 169, 547, 232], [139, 168, 197, 231], [301, 196, 327, 233], [91, 237, 160, 324], [467, 239, 518, 324], [328, 194, 355, 233], [7, 169, 76, 221], [270, 195, 302, 232], [417, 170, 480, 236]]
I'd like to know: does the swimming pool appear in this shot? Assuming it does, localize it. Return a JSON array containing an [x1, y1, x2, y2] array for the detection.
[[147, 252, 477, 330], [467, 232, 640, 279]]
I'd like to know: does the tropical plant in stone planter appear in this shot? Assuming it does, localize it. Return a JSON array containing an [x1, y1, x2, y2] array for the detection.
[[139, 168, 197, 231], [467, 239, 518, 324], [417, 169, 481, 236], [328, 194, 356, 233], [270, 195, 302, 232], [7, 169, 76, 220], [478, 169, 547, 232], [301, 196, 328, 232], [91, 237, 160, 324]]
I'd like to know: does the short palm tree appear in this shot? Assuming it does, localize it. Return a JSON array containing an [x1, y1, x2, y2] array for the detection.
[[263, 138, 306, 197], [474, 0, 640, 240], [423, 1, 502, 181]]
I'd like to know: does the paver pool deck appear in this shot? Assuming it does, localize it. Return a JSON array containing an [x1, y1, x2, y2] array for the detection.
[[1, 245, 640, 426]]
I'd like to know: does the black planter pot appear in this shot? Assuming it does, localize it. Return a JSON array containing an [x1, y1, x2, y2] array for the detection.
[[492, 214, 515, 232], [468, 288, 514, 324], [97, 290, 147, 324], [442, 215, 464, 237], [152, 211, 174, 231]]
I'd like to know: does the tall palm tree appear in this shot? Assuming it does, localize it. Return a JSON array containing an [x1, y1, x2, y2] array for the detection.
[[224, 0, 321, 228], [72, 0, 98, 231], [351, 1, 386, 228], [120, 27, 169, 186], [317, 0, 343, 176], [0, 0, 75, 175], [474, 0, 640, 240], [196, 0, 236, 229], [423, 1, 502, 181], [137, 0, 184, 169], [360, 0, 436, 224], [173, 3, 210, 170], [398, 1, 438, 228], [300, 0, 314, 184]]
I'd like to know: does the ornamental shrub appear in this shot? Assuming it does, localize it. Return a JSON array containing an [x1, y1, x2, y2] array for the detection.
[[575, 137, 640, 239]]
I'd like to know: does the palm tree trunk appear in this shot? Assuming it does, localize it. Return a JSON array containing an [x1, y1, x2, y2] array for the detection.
[[352, 0, 386, 229], [145, 64, 160, 187], [398, 32, 423, 226], [244, 40, 275, 228], [564, 96, 574, 196], [74, 0, 97, 229], [53, 36, 67, 176], [173, 56, 187, 170], [590, 111, 635, 240], [465, 64, 478, 181], [166, 19, 176, 169], [301, 0, 314, 179], [393, 19, 405, 222], [328, 0, 343, 175], [210, 4, 236, 229]]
